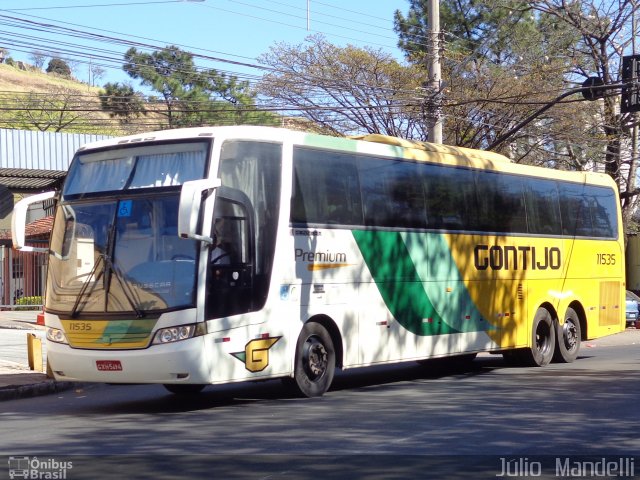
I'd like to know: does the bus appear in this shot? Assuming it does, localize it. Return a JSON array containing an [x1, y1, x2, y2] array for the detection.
[[12, 126, 625, 397]]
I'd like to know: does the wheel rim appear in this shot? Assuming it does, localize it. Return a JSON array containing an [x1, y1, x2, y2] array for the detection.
[[535, 320, 552, 355], [302, 335, 328, 381], [563, 320, 578, 351]]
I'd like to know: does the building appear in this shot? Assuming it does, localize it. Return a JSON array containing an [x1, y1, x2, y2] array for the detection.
[[0, 129, 110, 309]]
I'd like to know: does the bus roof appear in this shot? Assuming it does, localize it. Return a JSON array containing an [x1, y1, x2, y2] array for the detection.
[[351, 133, 512, 164]]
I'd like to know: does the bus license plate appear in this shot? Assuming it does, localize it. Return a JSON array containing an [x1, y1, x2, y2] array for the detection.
[[96, 360, 123, 371]]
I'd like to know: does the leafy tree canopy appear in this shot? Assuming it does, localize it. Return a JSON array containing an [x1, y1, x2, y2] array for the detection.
[[46, 58, 71, 77], [101, 45, 277, 128]]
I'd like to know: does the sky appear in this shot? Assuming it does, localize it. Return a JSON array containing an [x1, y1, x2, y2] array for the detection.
[[0, 0, 410, 89]]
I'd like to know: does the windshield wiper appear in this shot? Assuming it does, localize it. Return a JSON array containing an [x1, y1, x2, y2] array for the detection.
[[102, 253, 145, 318], [70, 254, 104, 319], [69, 252, 145, 319], [102, 222, 145, 318]]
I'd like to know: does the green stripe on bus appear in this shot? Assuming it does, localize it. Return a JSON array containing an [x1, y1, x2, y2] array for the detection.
[[352, 230, 461, 336], [353, 230, 494, 336], [402, 232, 495, 333], [99, 319, 157, 344]]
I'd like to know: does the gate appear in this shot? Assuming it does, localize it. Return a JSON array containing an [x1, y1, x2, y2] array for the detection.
[[0, 245, 46, 310]]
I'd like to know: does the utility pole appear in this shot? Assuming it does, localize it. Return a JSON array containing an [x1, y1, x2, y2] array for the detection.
[[426, 0, 443, 143], [630, 1, 638, 218]]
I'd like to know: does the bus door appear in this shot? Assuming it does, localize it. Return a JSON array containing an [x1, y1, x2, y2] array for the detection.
[[205, 192, 255, 319]]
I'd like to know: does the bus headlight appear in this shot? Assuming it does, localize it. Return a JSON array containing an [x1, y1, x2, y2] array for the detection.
[[46, 327, 68, 345], [152, 323, 205, 345]]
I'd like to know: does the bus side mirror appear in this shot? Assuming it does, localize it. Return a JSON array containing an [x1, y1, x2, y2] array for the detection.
[[178, 178, 221, 244], [11, 191, 56, 252]]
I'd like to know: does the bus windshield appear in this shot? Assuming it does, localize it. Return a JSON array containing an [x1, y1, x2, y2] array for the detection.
[[63, 141, 208, 197], [46, 194, 198, 315]]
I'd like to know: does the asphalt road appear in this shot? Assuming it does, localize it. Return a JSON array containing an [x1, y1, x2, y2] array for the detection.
[[1, 339, 639, 479]]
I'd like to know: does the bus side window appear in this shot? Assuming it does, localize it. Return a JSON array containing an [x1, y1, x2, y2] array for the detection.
[[589, 187, 617, 238], [525, 179, 562, 235], [424, 165, 476, 231], [325, 186, 350, 224], [292, 147, 362, 226], [359, 157, 394, 227], [290, 174, 308, 224]]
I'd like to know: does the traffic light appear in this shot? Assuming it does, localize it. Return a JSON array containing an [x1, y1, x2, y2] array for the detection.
[[621, 55, 640, 113], [581, 76, 605, 101]]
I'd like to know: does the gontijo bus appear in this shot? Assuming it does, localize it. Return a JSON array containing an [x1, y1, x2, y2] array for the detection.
[[12, 126, 625, 397]]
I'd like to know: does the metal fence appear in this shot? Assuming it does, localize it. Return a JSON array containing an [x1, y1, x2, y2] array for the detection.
[[0, 245, 46, 310]]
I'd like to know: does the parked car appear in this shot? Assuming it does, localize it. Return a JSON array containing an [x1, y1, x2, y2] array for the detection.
[[625, 290, 640, 327]]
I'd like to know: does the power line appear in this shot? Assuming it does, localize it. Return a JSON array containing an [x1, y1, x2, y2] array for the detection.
[[2, 1, 190, 11]]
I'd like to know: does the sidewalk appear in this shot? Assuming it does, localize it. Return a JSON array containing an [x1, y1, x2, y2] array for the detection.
[[0, 310, 77, 401], [1, 311, 639, 402]]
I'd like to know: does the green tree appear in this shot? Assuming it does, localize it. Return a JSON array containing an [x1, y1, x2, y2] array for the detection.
[[99, 82, 147, 125], [46, 58, 71, 77], [114, 45, 276, 128]]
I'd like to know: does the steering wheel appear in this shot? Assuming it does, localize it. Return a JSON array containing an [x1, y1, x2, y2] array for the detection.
[[211, 252, 231, 264]]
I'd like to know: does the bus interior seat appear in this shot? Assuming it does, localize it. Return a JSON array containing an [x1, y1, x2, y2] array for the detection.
[[116, 221, 153, 272]]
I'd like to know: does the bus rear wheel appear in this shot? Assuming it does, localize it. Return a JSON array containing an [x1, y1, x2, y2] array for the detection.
[[520, 307, 556, 367], [553, 307, 581, 363], [290, 322, 336, 398]]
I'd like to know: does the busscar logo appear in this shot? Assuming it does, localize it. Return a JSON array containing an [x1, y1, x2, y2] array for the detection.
[[231, 336, 281, 372], [8, 456, 73, 479]]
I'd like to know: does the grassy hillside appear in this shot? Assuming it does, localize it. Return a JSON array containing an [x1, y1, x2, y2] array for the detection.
[[0, 63, 133, 136], [0, 63, 100, 93]]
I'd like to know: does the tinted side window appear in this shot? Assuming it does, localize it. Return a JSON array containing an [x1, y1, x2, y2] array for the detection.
[[475, 171, 527, 233], [423, 165, 478, 230], [358, 156, 392, 227], [525, 179, 562, 235], [589, 186, 617, 238], [559, 183, 593, 236], [291, 148, 362, 225], [559, 183, 618, 238], [358, 157, 427, 228]]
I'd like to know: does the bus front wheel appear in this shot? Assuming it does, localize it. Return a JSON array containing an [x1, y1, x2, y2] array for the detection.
[[553, 307, 581, 363], [521, 307, 556, 367], [290, 322, 336, 398]]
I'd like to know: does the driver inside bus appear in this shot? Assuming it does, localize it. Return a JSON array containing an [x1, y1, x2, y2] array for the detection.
[[210, 217, 231, 265]]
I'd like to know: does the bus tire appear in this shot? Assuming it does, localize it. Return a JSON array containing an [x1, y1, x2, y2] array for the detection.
[[163, 384, 206, 395], [553, 307, 581, 363], [520, 307, 556, 367], [291, 322, 335, 398]]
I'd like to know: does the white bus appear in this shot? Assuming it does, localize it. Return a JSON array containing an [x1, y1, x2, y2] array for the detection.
[[12, 126, 625, 397]]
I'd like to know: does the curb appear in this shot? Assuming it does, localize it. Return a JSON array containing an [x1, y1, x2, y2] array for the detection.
[[0, 380, 79, 402]]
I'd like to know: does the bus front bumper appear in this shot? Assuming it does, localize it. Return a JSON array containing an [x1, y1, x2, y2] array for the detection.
[[46, 336, 211, 385]]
